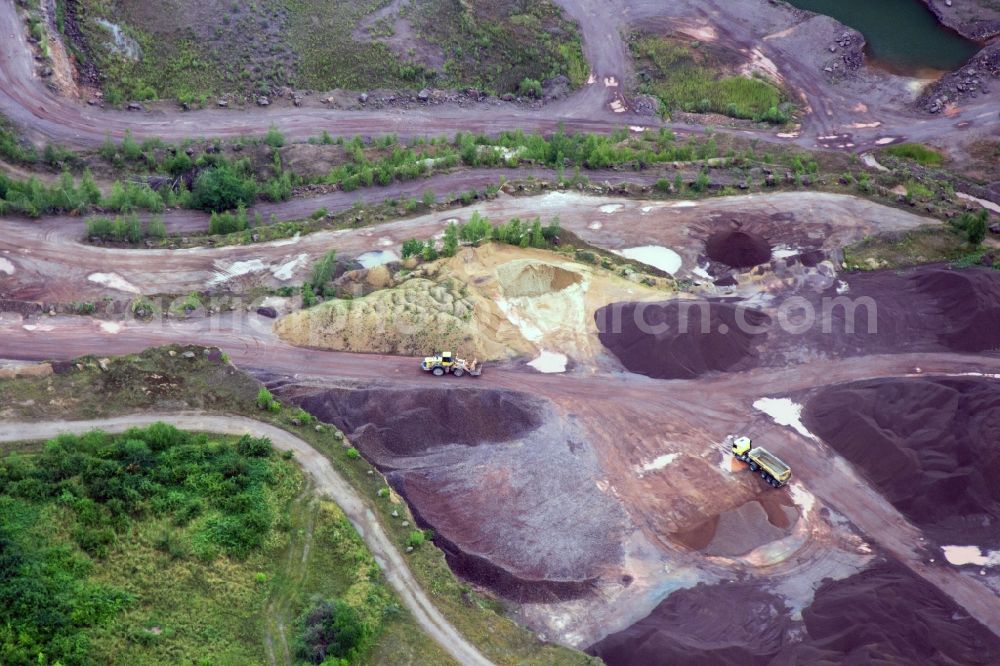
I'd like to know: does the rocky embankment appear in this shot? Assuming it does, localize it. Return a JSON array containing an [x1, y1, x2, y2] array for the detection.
[[920, 41, 1000, 113], [920, 0, 1000, 40]]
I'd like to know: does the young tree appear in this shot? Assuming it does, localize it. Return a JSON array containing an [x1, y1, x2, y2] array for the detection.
[[967, 209, 989, 246], [401, 238, 424, 259], [442, 222, 459, 257]]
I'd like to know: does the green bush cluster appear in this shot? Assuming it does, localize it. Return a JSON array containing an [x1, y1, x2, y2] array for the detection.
[[0, 171, 101, 217], [192, 165, 257, 212], [86, 215, 147, 243], [0, 424, 282, 663], [951, 209, 990, 246], [403, 212, 559, 259], [209, 205, 249, 235]]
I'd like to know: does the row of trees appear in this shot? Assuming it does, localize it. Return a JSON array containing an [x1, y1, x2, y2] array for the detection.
[[402, 212, 560, 260]]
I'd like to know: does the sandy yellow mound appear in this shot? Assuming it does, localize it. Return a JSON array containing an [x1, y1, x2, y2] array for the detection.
[[276, 244, 668, 361]]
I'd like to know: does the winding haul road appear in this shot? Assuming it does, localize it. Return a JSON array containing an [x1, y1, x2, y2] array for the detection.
[[0, 413, 493, 666], [1, 0, 998, 153], [3, 0, 1000, 657]]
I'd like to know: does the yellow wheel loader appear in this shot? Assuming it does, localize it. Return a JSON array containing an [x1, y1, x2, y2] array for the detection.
[[420, 351, 482, 377]]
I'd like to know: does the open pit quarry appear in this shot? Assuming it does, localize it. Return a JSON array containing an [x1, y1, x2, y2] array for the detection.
[[4, 188, 1000, 662], [3, 0, 1000, 657]]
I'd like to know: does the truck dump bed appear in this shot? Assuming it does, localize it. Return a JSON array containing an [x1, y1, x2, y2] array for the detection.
[[750, 447, 792, 481]]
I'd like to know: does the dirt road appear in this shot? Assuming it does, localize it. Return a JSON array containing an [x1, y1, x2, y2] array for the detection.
[[2, 0, 998, 154], [0, 190, 938, 301], [0, 412, 492, 666]]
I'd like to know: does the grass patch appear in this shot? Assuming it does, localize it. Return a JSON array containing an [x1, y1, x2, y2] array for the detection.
[[882, 142, 944, 166], [412, 0, 588, 93], [843, 225, 971, 271], [631, 34, 790, 123], [67, 0, 585, 101]]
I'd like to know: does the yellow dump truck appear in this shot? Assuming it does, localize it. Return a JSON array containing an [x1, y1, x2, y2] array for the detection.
[[420, 351, 482, 377], [731, 436, 791, 488]]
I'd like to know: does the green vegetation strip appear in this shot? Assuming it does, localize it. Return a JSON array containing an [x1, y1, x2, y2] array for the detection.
[[0, 424, 420, 665]]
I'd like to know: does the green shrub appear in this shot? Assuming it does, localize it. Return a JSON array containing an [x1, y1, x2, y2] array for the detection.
[[257, 387, 274, 410], [884, 142, 943, 166], [345, 448, 360, 460], [442, 222, 459, 257], [518, 78, 543, 98], [295, 598, 370, 664], [209, 205, 249, 235], [310, 251, 337, 293], [235, 434, 273, 458], [264, 125, 285, 148], [966, 210, 988, 246], [131, 297, 155, 319], [407, 530, 426, 549], [401, 238, 424, 259], [192, 165, 257, 212]]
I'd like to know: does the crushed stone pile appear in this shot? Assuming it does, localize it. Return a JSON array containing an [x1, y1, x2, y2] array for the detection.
[[705, 230, 773, 268], [596, 300, 770, 379], [804, 376, 1000, 547], [589, 560, 1000, 665]]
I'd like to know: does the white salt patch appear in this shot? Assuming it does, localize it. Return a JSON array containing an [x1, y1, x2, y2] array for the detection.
[[208, 259, 267, 286], [771, 245, 798, 259], [956, 192, 1000, 215], [22, 324, 54, 332], [629, 125, 647, 133], [860, 153, 889, 172], [495, 298, 544, 343], [357, 250, 400, 269], [272, 254, 309, 280], [99, 321, 122, 334], [789, 484, 815, 517], [668, 201, 698, 208], [614, 246, 682, 275], [588, 221, 603, 230], [692, 264, 713, 280], [753, 397, 818, 441], [88, 272, 140, 294], [875, 137, 897, 145], [641, 453, 679, 472], [942, 545, 1000, 567], [599, 204, 624, 214], [528, 351, 567, 374], [0, 258, 14, 275], [776, 132, 800, 139], [377, 236, 394, 247]]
